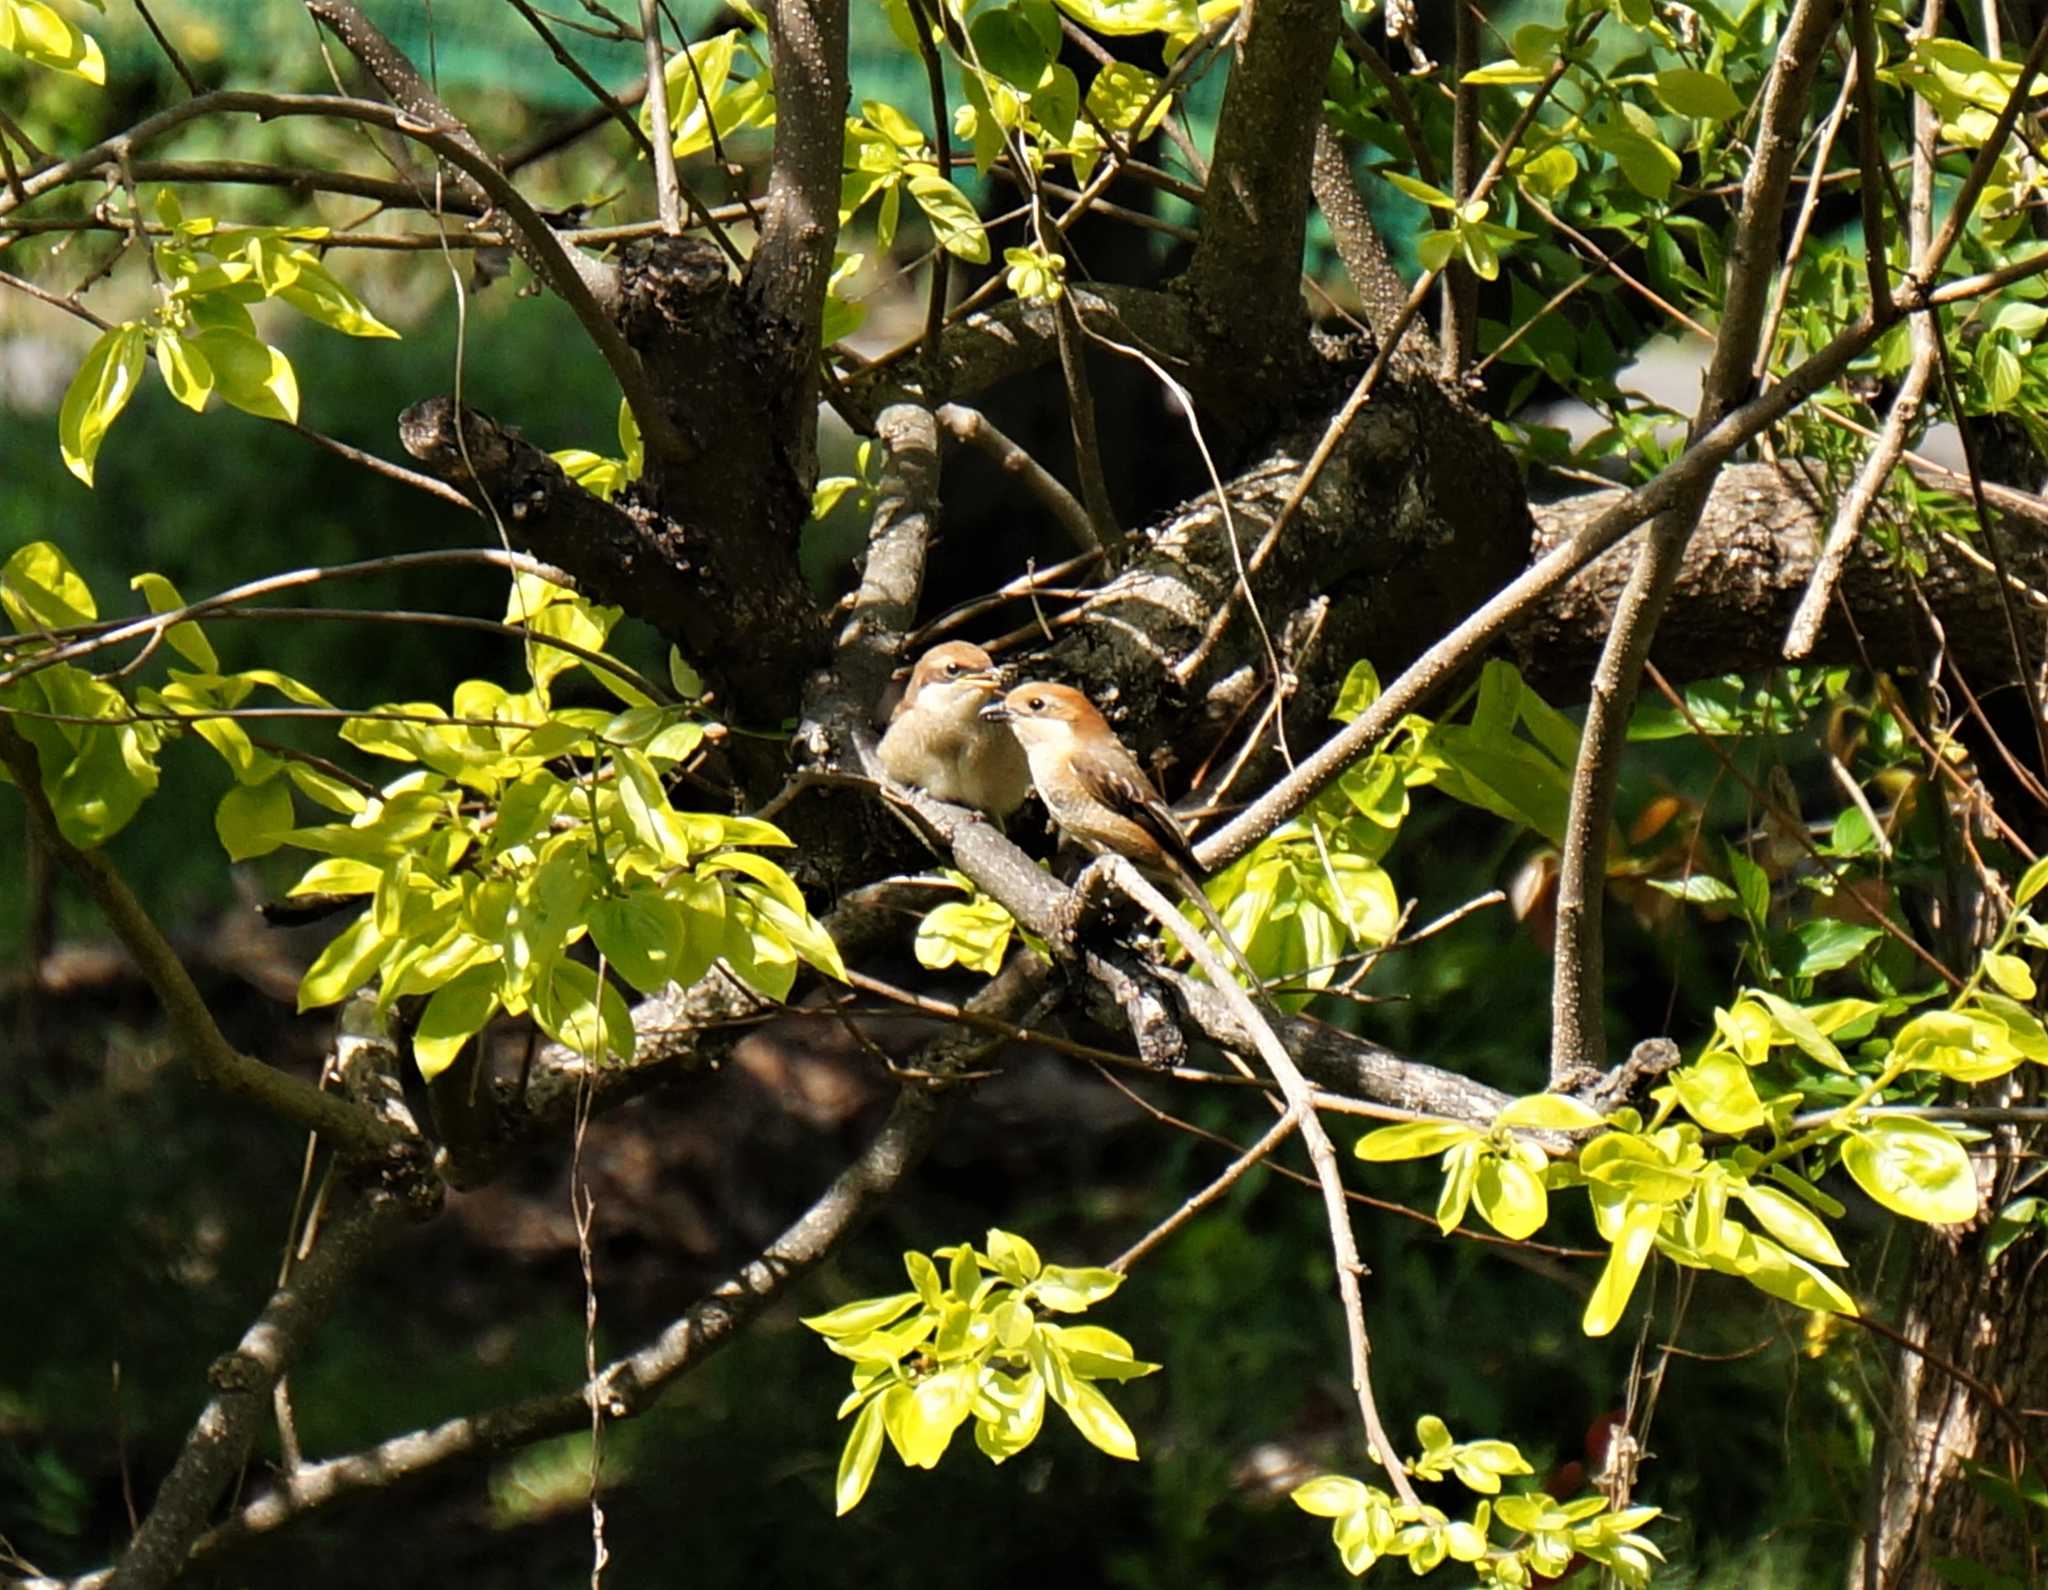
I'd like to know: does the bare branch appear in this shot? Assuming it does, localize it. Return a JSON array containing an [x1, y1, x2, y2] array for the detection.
[[747, 0, 848, 347], [936, 404, 1100, 553], [1548, 0, 1839, 1082]]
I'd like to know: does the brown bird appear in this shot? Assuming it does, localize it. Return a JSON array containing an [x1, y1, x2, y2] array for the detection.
[[877, 642, 1031, 817], [980, 682, 1198, 876], [983, 681, 1262, 991]]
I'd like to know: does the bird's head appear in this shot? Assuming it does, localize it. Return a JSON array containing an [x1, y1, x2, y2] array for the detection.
[[980, 681, 1106, 747], [900, 641, 1005, 722]]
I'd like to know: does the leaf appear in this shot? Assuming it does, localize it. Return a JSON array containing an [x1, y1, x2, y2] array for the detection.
[[1085, 61, 1169, 135], [413, 964, 502, 1080], [215, 776, 294, 861], [987, 1227, 1042, 1283], [588, 891, 691, 994], [905, 166, 990, 262], [1982, 951, 2037, 1001], [1031, 1264, 1121, 1312], [835, 1394, 889, 1514], [129, 572, 217, 671], [1670, 1053, 1769, 1133], [0, 0, 105, 81], [1734, 1180, 1846, 1267], [1355, 1119, 1481, 1161], [1583, 1200, 1663, 1337], [914, 897, 1014, 975], [534, 956, 637, 1063], [2014, 855, 2048, 907], [1494, 1093, 1605, 1131], [191, 329, 299, 422], [58, 322, 147, 486], [1054, 1374, 1139, 1459], [153, 328, 215, 413], [1383, 169, 1457, 210], [1788, 920, 1881, 977], [277, 257, 400, 338], [1653, 67, 1743, 119], [2, 540, 98, 630], [1292, 1475, 1372, 1517], [970, 5, 1052, 88], [1474, 1152, 1549, 1240], [1841, 1118, 1981, 1224], [297, 911, 390, 1011], [804, 1292, 922, 1338], [1464, 58, 1548, 84]]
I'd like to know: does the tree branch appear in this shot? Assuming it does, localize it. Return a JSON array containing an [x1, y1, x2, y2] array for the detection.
[[185, 957, 1049, 1562], [1549, 0, 1838, 1081], [103, 1185, 412, 1590], [0, 720, 404, 1158]]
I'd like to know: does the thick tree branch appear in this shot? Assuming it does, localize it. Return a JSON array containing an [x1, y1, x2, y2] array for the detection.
[[747, 0, 848, 383], [1183, 0, 1339, 403]]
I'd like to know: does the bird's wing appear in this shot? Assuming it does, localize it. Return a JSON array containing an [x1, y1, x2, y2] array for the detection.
[[1080, 745, 1202, 877]]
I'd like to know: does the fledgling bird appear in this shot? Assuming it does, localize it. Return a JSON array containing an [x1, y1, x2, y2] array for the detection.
[[877, 642, 1032, 817]]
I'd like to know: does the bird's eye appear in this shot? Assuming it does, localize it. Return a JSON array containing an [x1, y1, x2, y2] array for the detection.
[[1027, 695, 1045, 712], [943, 662, 962, 676]]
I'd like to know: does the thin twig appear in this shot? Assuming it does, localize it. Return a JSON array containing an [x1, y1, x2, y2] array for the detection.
[[638, 0, 682, 234], [935, 404, 1100, 553]]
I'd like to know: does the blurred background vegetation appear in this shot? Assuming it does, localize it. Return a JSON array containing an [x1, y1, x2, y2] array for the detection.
[[3, 4, 1884, 1586]]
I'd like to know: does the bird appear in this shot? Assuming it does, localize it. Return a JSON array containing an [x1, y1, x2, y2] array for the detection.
[[979, 682, 1200, 878], [876, 642, 1032, 818], [982, 681, 1268, 999]]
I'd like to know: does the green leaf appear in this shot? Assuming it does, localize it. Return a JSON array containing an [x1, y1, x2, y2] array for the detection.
[[1331, 659, 1380, 722], [588, 891, 691, 994], [1473, 1152, 1549, 1240], [1383, 169, 1457, 210], [277, 257, 401, 338], [153, 328, 215, 413], [0, 0, 105, 81], [215, 776, 294, 861], [1355, 1118, 1481, 1161], [58, 322, 147, 486], [1842, 1119, 1980, 1224], [413, 964, 502, 1080], [804, 1292, 923, 1339], [534, 956, 637, 1063], [914, 896, 1015, 975], [1464, 58, 1548, 84], [987, 1227, 1042, 1283], [2, 540, 98, 630], [1653, 67, 1743, 119], [970, 5, 1052, 88], [1085, 60, 1169, 135], [1494, 1093, 1605, 1131], [297, 911, 390, 1010], [835, 1394, 889, 1514], [1292, 1474, 1371, 1517], [129, 572, 217, 671], [2014, 855, 2048, 906], [191, 329, 299, 422], [1982, 951, 2037, 1001], [1788, 920, 1880, 976], [1054, 1374, 1138, 1459], [905, 166, 990, 262], [1031, 1264, 1121, 1312], [1583, 1200, 1662, 1337], [1734, 1180, 1846, 1267], [1669, 1053, 1767, 1133]]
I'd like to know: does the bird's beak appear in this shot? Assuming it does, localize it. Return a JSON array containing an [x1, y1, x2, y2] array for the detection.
[[979, 700, 1013, 722], [960, 667, 1003, 694]]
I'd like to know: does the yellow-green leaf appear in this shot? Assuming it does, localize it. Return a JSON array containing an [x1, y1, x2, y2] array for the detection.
[[1355, 1118, 1481, 1161], [1583, 1200, 1662, 1337], [413, 964, 502, 1080], [215, 776, 294, 861], [1841, 1119, 1980, 1224], [835, 1394, 889, 1515], [190, 329, 299, 423], [58, 322, 147, 486]]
